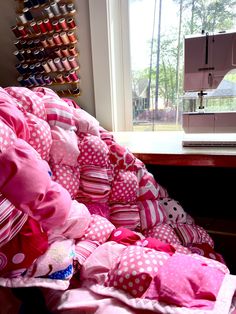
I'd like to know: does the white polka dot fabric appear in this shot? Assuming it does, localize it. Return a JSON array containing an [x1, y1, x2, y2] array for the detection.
[[105, 245, 170, 297], [25, 112, 52, 161], [144, 223, 181, 244], [81, 214, 115, 244], [0, 120, 17, 153]]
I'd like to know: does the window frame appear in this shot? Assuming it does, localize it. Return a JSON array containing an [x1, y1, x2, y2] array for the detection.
[[88, 0, 132, 131]]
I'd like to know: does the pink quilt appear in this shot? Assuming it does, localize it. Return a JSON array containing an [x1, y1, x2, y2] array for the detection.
[[0, 86, 235, 314]]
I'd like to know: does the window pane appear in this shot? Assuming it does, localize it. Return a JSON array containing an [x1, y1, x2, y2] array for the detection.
[[129, 0, 236, 132]]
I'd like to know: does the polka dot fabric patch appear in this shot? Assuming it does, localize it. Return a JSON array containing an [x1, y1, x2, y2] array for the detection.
[[105, 246, 170, 298], [25, 112, 52, 161], [81, 214, 115, 244], [50, 162, 80, 199], [79, 135, 109, 167], [109, 170, 138, 204], [144, 223, 181, 245], [0, 120, 17, 153]]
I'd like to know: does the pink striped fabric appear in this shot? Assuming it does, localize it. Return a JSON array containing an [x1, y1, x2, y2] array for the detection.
[[138, 199, 166, 231], [74, 239, 99, 266], [109, 204, 140, 230], [78, 165, 111, 202], [0, 194, 28, 248], [137, 169, 160, 201], [73, 107, 100, 137], [173, 223, 214, 247]]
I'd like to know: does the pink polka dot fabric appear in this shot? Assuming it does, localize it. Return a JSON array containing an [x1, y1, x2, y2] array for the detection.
[[109, 170, 138, 204], [81, 214, 115, 244], [25, 112, 52, 161], [50, 162, 80, 199], [144, 223, 181, 244], [105, 246, 170, 298], [109, 227, 141, 246], [79, 135, 109, 167], [0, 120, 17, 153], [5, 87, 46, 120]]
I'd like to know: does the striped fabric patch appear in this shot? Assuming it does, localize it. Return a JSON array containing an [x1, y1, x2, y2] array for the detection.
[[0, 194, 28, 248], [109, 204, 140, 230], [74, 240, 99, 266], [78, 165, 111, 201], [44, 99, 75, 129], [138, 199, 166, 231], [137, 169, 160, 201]]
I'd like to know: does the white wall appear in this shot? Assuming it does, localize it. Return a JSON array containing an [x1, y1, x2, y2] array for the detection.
[[0, 0, 95, 116]]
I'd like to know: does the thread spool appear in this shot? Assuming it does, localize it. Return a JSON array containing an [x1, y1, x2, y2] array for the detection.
[[67, 3, 76, 13], [14, 40, 22, 50], [22, 8, 33, 21], [29, 74, 38, 86], [71, 87, 80, 95], [22, 63, 29, 74], [67, 30, 76, 43], [47, 36, 55, 47], [29, 64, 36, 73], [38, 0, 46, 4], [43, 18, 53, 32], [69, 69, 79, 82], [39, 47, 46, 59], [59, 3, 67, 15], [16, 64, 24, 75], [59, 32, 70, 45], [17, 76, 26, 87], [53, 33, 62, 45], [20, 40, 27, 49], [59, 18, 68, 31], [11, 26, 21, 38], [53, 58, 64, 71], [26, 49, 33, 60], [35, 74, 45, 85], [30, 21, 40, 34], [55, 73, 64, 83], [54, 47, 63, 58], [52, 20, 61, 32], [35, 62, 44, 73], [68, 56, 78, 69], [33, 49, 40, 60], [43, 75, 52, 85], [44, 5, 54, 18], [33, 38, 40, 47], [67, 18, 76, 29], [61, 57, 71, 71], [17, 26, 28, 38], [37, 20, 47, 34], [50, 2, 60, 16], [24, 0, 33, 9], [47, 59, 57, 72], [14, 50, 25, 62], [18, 14, 28, 24], [40, 36, 49, 48], [28, 40, 34, 48], [24, 77, 33, 87], [42, 61, 51, 73], [68, 45, 77, 56], [63, 73, 71, 83], [31, 0, 39, 7], [61, 47, 70, 57]]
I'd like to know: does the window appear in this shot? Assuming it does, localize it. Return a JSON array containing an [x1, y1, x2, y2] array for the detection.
[[89, 0, 236, 132]]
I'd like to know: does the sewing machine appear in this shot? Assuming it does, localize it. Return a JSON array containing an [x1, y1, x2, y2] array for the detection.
[[182, 31, 236, 135]]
